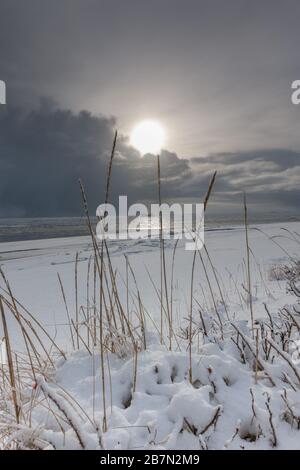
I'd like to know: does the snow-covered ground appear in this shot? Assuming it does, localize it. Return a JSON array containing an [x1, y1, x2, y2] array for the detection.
[[0, 221, 300, 449], [1, 222, 299, 346]]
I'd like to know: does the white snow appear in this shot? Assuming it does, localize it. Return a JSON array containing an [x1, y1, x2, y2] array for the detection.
[[0, 221, 300, 449]]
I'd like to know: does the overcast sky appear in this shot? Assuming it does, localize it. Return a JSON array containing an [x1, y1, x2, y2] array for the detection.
[[0, 0, 300, 217]]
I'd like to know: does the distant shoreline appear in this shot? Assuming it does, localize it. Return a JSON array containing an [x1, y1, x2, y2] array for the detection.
[[0, 214, 299, 244]]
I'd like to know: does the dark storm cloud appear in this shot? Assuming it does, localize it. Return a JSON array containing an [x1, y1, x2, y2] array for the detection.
[[0, 102, 299, 217], [0, 101, 115, 216], [0, 101, 191, 216]]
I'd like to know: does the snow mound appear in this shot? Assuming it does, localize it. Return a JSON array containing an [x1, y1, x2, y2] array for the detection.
[[4, 334, 300, 450]]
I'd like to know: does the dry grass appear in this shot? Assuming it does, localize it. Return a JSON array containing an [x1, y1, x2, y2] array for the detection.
[[0, 134, 299, 450]]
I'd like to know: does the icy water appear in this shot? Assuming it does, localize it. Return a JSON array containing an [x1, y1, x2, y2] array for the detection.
[[0, 217, 91, 242], [0, 212, 299, 243]]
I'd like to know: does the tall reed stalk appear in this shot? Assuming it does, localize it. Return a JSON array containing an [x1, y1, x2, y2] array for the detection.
[[75, 252, 79, 349], [189, 171, 218, 382], [244, 192, 254, 337], [97, 130, 117, 432], [157, 155, 171, 349], [0, 297, 20, 424]]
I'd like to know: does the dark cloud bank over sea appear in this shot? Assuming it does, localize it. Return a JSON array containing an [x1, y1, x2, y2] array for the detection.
[[0, 100, 299, 220]]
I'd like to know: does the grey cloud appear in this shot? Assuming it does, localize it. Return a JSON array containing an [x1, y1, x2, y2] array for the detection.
[[2, 1, 300, 157], [0, 100, 116, 216], [188, 150, 300, 210], [0, 101, 299, 218], [0, 101, 192, 216]]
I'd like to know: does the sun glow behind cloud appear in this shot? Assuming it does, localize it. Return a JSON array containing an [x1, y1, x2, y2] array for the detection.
[[130, 120, 165, 155]]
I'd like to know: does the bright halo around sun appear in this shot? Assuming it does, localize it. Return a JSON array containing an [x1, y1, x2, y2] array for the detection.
[[130, 120, 165, 155]]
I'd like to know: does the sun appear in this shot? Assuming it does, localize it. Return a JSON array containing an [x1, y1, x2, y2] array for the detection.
[[130, 120, 165, 155]]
